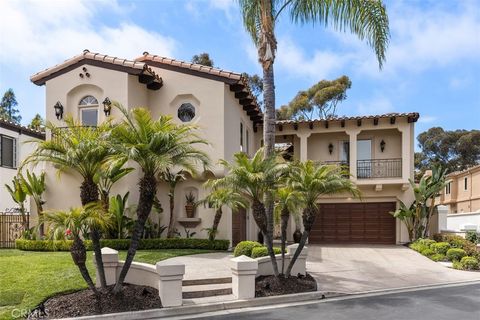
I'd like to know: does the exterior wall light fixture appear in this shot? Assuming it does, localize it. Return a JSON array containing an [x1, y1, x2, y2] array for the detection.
[[328, 142, 334, 155], [102, 97, 112, 116], [380, 139, 386, 152], [54, 101, 64, 120]]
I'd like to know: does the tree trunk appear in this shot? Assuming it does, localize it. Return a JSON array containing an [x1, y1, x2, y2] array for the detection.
[[114, 174, 157, 294], [251, 199, 267, 234], [36, 200, 44, 237], [210, 208, 223, 241], [262, 62, 275, 157], [280, 207, 289, 275], [167, 189, 175, 238], [71, 235, 97, 293], [286, 206, 316, 277], [80, 178, 106, 289]]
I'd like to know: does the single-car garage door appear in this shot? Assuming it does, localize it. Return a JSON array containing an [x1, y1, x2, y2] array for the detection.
[[309, 202, 396, 244]]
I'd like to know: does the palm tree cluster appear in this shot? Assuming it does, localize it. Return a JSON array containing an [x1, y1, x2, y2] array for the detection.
[[206, 149, 359, 277], [22, 104, 209, 294]]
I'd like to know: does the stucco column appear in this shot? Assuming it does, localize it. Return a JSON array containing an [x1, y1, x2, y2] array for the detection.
[[94, 247, 119, 288], [296, 133, 311, 162], [156, 260, 185, 307], [399, 126, 411, 181], [347, 129, 360, 181], [230, 255, 258, 299]]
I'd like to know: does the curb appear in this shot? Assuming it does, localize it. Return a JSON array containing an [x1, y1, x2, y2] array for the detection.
[[59, 279, 480, 320]]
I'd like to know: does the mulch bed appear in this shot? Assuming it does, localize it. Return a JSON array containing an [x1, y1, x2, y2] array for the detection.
[[28, 284, 162, 319], [255, 273, 317, 297]]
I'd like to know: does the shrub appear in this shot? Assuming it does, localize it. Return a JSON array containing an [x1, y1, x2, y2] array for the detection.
[[460, 256, 479, 270], [418, 238, 436, 247], [251, 246, 282, 259], [233, 241, 263, 257], [465, 231, 479, 244], [446, 248, 467, 261], [409, 242, 428, 253], [420, 248, 435, 257], [432, 233, 444, 242], [430, 242, 450, 255], [452, 260, 463, 270], [16, 238, 230, 251], [430, 253, 446, 262]]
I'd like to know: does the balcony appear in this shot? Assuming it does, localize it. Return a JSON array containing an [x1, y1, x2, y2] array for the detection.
[[357, 158, 402, 179]]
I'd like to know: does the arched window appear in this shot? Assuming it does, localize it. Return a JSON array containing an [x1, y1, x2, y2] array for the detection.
[[78, 95, 98, 126], [178, 103, 195, 122]]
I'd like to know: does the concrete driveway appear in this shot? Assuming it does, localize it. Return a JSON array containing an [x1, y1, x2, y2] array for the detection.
[[168, 245, 480, 294], [308, 245, 480, 293]]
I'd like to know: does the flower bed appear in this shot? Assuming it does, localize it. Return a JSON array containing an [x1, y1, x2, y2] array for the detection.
[[15, 238, 229, 251]]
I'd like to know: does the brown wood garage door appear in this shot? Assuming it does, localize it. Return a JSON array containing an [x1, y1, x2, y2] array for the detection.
[[309, 202, 396, 244]]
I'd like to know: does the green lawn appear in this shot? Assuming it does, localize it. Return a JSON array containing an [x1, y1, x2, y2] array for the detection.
[[0, 248, 213, 320]]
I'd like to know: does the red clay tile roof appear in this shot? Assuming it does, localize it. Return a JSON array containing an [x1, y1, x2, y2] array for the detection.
[[274, 112, 420, 126], [0, 118, 45, 139], [31, 50, 162, 85]]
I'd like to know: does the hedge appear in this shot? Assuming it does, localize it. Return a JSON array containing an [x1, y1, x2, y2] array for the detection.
[[251, 246, 282, 259], [15, 238, 230, 252], [233, 241, 263, 257]]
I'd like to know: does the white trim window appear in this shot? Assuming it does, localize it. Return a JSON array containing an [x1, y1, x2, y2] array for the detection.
[[0, 134, 17, 168], [79, 95, 99, 126]]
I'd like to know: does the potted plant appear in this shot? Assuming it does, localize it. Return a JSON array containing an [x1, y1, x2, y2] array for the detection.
[[185, 192, 197, 218]]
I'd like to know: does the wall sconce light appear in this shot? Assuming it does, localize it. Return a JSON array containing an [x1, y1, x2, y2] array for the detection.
[[380, 139, 386, 152], [328, 142, 334, 155], [54, 101, 64, 120], [102, 97, 112, 116]]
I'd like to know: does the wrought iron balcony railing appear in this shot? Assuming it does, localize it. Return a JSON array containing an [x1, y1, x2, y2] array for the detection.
[[357, 158, 402, 179]]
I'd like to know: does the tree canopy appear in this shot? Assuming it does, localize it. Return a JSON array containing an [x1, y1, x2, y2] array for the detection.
[[242, 72, 264, 109], [277, 75, 352, 120], [415, 127, 480, 176], [28, 113, 45, 131], [0, 88, 21, 123], [191, 53, 214, 67]]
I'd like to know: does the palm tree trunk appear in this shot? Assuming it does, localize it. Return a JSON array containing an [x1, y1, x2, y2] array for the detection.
[[167, 190, 175, 238], [280, 207, 289, 275], [80, 178, 106, 289], [71, 235, 97, 293], [286, 206, 316, 277], [251, 199, 267, 235], [210, 209, 223, 241], [114, 174, 157, 294], [262, 62, 275, 156]]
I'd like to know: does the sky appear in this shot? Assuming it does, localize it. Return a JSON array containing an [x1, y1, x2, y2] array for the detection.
[[0, 0, 479, 141]]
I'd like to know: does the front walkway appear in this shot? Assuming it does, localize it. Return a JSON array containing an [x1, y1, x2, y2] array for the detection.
[[168, 245, 480, 294]]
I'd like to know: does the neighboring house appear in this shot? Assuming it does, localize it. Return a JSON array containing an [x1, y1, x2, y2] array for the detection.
[[440, 165, 480, 213], [31, 50, 418, 246], [0, 118, 45, 213]]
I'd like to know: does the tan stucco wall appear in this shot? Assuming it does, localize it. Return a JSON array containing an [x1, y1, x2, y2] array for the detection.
[[441, 167, 480, 213]]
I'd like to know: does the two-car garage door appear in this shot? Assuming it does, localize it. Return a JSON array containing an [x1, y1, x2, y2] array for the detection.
[[309, 202, 396, 244]]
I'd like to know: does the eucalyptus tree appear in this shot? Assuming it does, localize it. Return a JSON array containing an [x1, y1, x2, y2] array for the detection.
[[210, 149, 286, 276], [286, 161, 359, 276], [110, 104, 210, 293], [239, 0, 390, 259], [23, 116, 114, 288]]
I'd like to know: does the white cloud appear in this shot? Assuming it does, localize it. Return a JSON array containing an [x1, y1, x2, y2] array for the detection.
[[276, 37, 350, 80], [0, 0, 176, 67], [417, 115, 437, 124], [355, 96, 395, 115]]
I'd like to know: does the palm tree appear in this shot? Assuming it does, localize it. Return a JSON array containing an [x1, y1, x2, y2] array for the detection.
[[110, 104, 210, 293], [42, 205, 109, 293], [20, 170, 46, 236], [5, 176, 28, 229], [286, 161, 359, 276], [161, 169, 186, 238], [210, 149, 285, 276], [23, 116, 113, 288], [239, 0, 390, 270], [274, 186, 303, 274], [97, 159, 134, 210], [200, 187, 248, 241]]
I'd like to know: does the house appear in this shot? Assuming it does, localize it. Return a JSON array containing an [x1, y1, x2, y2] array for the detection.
[[0, 118, 45, 213], [440, 165, 480, 214], [30, 50, 418, 246]]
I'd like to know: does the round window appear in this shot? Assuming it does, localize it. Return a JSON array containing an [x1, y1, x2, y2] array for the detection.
[[178, 103, 195, 122]]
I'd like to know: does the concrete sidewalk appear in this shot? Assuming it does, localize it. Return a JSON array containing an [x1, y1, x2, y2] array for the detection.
[[169, 245, 480, 294]]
